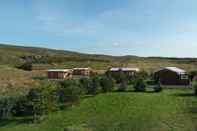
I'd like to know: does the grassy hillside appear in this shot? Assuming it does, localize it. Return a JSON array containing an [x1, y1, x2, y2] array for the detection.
[[0, 89, 197, 131], [0, 43, 197, 71], [0, 43, 197, 95]]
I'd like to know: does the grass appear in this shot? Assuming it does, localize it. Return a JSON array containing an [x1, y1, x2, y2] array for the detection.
[[0, 89, 197, 131]]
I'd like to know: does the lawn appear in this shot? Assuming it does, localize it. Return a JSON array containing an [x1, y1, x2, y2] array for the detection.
[[0, 89, 197, 131]]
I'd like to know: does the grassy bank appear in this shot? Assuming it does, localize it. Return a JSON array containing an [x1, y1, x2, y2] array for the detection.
[[0, 89, 197, 131]]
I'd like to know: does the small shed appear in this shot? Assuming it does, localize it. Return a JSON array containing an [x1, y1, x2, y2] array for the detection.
[[72, 68, 91, 76], [48, 69, 72, 80], [154, 67, 190, 85]]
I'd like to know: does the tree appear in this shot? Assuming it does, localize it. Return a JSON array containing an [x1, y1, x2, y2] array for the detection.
[[79, 78, 91, 94], [58, 79, 82, 103], [133, 78, 146, 92], [26, 80, 59, 122], [100, 76, 115, 92], [189, 71, 197, 81], [89, 76, 102, 94]]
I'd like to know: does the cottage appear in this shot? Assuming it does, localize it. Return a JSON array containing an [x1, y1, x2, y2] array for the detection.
[[154, 67, 190, 86], [72, 68, 91, 76], [48, 69, 72, 80], [108, 67, 140, 80]]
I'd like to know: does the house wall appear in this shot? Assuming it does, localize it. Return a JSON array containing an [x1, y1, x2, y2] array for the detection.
[[155, 70, 190, 85], [73, 69, 90, 76], [48, 71, 70, 79]]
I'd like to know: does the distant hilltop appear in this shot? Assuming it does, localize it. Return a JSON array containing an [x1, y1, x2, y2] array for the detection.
[[0, 43, 196, 71]]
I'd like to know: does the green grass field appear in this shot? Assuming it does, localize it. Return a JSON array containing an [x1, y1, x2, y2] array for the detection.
[[0, 89, 197, 131]]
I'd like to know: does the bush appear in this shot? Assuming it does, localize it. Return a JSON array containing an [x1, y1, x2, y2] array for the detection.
[[14, 96, 33, 116], [0, 96, 16, 120], [17, 62, 32, 71], [79, 76, 101, 95], [89, 76, 102, 94], [100, 76, 115, 92], [193, 83, 197, 95], [79, 78, 91, 94], [133, 79, 146, 92], [106, 70, 128, 84], [154, 84, 162, 92], [25, 81, 59, 122], [189, 71, 197, 81], [57, 79, 82, 103], [117, 80, 127, 92]]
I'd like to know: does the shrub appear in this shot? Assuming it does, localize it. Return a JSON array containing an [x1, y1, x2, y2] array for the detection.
[[25, 81, 59, 122], [79, 76, 101, 95], [117, 80, 127, 92], [100, 76, 115, 92], [89, 76, 102, 94], [193, 83, 197, 95], [57, 79, 82, 103], [14, 96, 33, 116], [17, 62, 32, 71], [133, 79, 146, 92], [79, 78, 91, 94], [106, 70, 128, 84], [154, 84, 162, 92], [0, 96, 16, 120], [189, 71, 197, 81]]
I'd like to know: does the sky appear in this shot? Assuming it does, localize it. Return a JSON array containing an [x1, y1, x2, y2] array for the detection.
[[0, 0, 197, 57]]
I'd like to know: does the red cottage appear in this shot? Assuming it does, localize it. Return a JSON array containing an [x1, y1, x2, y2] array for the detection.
[[48, 69, 72, 80]]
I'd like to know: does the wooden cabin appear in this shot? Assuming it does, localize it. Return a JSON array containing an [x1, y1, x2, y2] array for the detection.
[[108, 67, 140, 82], [48, 69, 72, 80], [72, 68, 91, 76], [154, 67, 190, 86]]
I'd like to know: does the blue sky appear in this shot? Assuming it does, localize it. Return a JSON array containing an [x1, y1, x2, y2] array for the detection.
[[0, 0, 197, 57]]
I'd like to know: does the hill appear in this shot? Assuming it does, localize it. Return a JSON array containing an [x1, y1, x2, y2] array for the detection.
[[0, 43, 197, 71], [0, 43, 139, 65]]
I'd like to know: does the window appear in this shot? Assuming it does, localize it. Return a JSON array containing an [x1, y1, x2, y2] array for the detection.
[[181, 74, 188, 80]]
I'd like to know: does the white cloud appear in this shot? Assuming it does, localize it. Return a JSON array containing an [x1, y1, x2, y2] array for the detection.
[[112, 42, 120, 47]]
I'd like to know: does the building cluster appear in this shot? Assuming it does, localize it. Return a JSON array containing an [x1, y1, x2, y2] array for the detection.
[[48, 66, 191, 86]]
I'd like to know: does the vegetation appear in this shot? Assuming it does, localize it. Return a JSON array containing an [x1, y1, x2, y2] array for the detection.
[[133, 79, 146, 92], [153, 84, 163, 92], [1, 44, 197, 130], [189, 70, 197, 81], [16, 62, 33, 71], [100, 76, 115, 92], [1, 44, 197, 72], [0, 89, 197, 131], [193, 83, 197, 95], [58, 79, 83, 103]]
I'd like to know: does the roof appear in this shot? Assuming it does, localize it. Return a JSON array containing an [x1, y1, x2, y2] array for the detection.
[[73, 68, 90, 70], [121, 68, 140, 72], [109, 68, 120, 71], [48, 69, 72, 72], [109, 67, 140, 72], [160, 67, 186, 74]]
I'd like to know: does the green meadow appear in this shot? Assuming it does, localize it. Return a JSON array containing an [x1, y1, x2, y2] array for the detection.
[[1, 89, 197, 131]]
